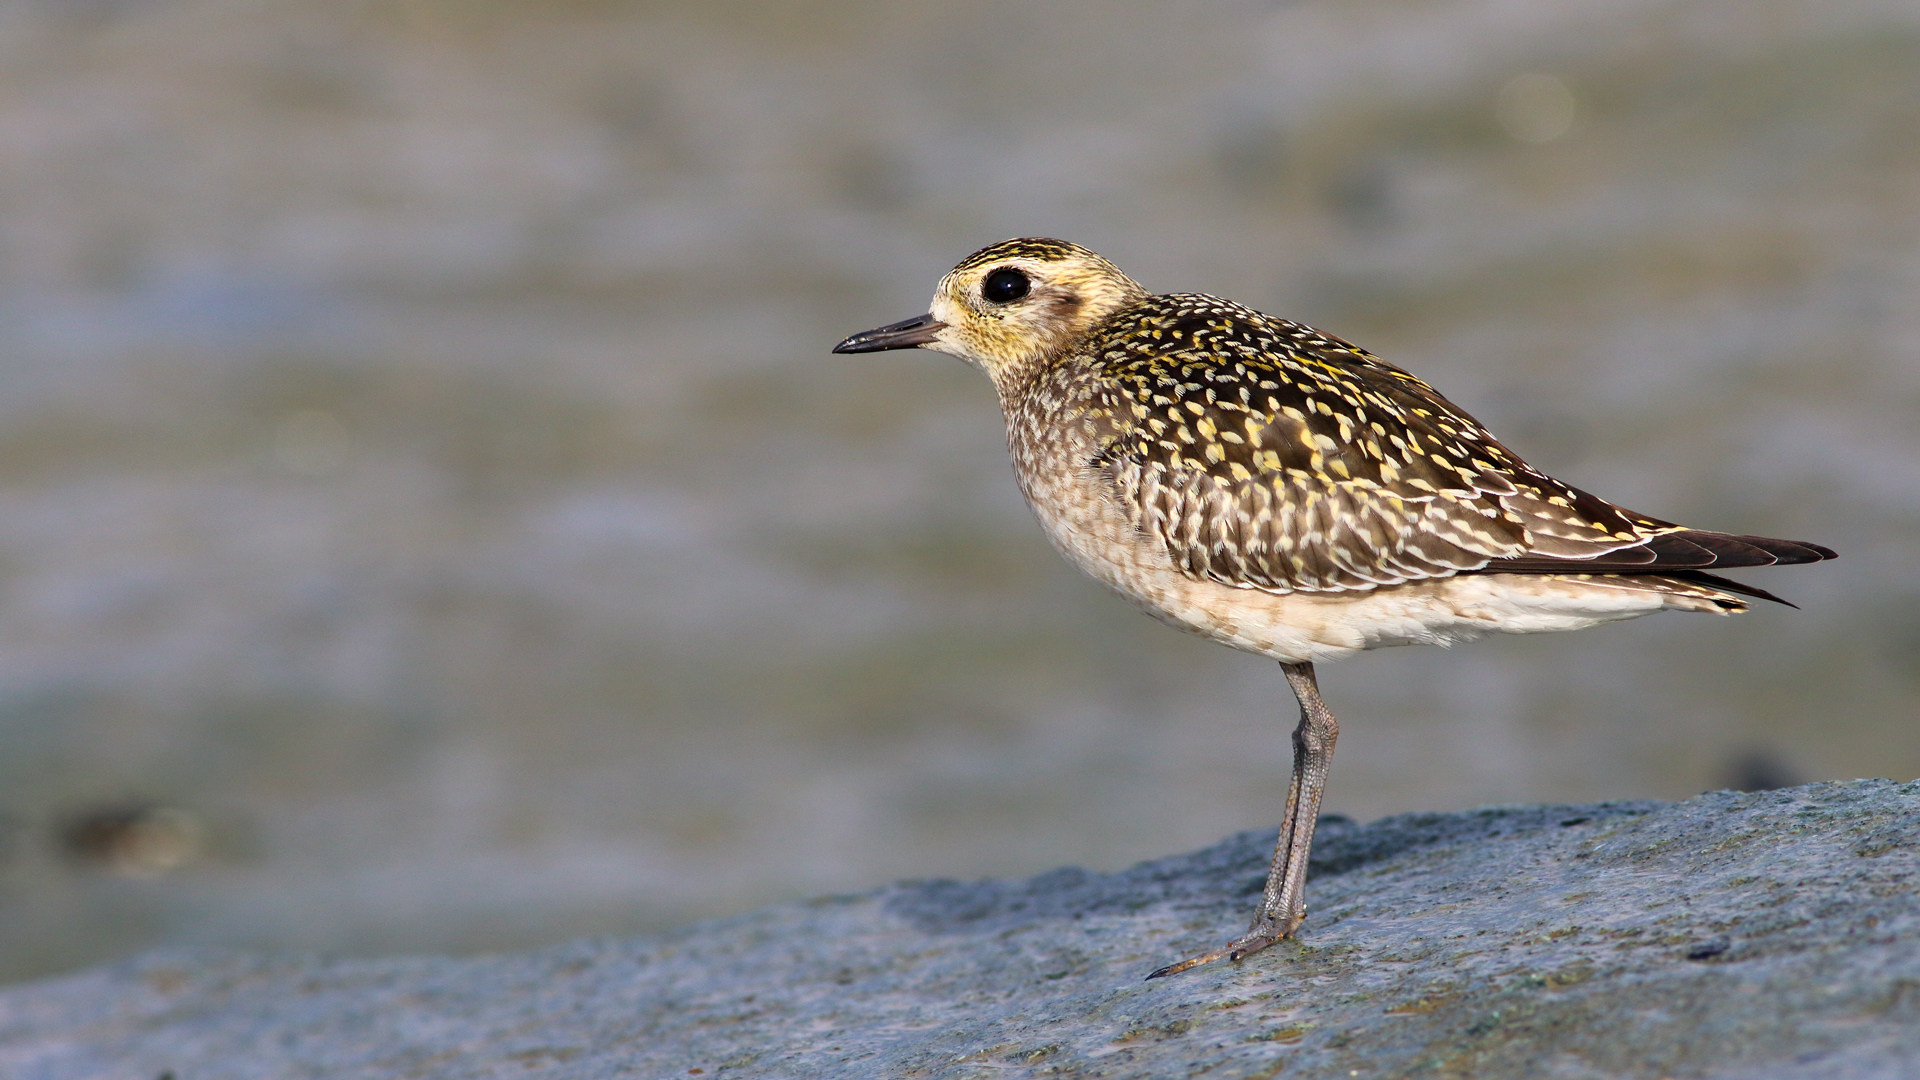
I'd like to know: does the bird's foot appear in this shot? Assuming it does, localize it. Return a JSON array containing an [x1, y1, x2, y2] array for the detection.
[[1145, 912, 1300, 980]]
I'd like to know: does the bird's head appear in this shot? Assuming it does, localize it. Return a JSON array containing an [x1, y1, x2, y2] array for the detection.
[[834, 238, 1146, 388]]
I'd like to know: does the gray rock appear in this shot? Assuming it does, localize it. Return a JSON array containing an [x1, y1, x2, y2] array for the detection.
[[3, 779, 1917, 1080]]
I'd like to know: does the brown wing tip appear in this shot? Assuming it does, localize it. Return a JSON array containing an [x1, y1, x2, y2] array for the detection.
[[1775, 539, 1838, 563], [1668, 533, 1837, 568]]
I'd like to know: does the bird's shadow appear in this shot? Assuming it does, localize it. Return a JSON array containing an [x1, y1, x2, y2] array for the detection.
[[881, 801, 1656, 935]]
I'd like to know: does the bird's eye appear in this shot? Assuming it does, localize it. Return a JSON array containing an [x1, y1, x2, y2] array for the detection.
[[981, 267, 1030, 304]]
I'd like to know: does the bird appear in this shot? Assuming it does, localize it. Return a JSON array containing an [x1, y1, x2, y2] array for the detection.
[[832, 237, 1836, 980]]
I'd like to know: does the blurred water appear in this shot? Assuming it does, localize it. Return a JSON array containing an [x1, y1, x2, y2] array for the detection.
[[0, 0, 1913, 982]]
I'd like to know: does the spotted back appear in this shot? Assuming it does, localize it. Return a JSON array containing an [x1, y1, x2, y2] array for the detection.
[[1057, 294, 1679, 593]]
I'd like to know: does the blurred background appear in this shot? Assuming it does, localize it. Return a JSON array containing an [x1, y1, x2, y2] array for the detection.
[[0, 0, 1912, 984]]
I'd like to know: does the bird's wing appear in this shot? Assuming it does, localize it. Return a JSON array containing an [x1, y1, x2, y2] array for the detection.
[[1083, 295, 1818, 595]]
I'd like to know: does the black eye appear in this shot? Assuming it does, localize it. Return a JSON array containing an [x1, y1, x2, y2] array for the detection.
[[981, 267, 1030, 304]]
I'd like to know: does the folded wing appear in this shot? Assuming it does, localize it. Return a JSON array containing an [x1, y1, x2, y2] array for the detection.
[[1086, 296, 1834, 597]]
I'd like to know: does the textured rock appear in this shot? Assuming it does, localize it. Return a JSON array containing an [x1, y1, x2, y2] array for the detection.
[[2, 780, 1917, 1079]]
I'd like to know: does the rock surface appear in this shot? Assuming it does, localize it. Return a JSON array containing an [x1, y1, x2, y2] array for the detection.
[[2, 779, 1917, 1080]]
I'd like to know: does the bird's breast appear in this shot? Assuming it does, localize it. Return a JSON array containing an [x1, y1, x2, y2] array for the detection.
[[1005, 402, 1324, 655]]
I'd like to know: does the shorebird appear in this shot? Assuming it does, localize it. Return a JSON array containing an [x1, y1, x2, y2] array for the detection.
[[833, 238, 1835, 979]]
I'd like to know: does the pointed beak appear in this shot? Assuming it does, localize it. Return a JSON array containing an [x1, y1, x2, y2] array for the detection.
[[832, 312, 946, 353]]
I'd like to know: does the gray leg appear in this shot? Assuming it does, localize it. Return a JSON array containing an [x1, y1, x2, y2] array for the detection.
[[1147, 660, 1339, 979]]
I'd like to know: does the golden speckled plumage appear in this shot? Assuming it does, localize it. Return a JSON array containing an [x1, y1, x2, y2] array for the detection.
[[834, 236, 1835, 978], [1072, 294, 1677, 588]]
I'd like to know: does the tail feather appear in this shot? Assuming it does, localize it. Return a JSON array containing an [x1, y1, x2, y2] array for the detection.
[[1471, 529, 1833, 609], [1655, 569, 1796, 608], [1481, 529, 1836, 575]]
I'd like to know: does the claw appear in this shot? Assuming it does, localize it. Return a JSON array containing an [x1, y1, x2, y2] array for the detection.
[[1145, 947, 1233, 980], [1144, 920, 1297, 980]]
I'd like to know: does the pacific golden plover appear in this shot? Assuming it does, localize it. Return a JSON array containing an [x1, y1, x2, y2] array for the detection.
[[833, 238, 1836, 979]]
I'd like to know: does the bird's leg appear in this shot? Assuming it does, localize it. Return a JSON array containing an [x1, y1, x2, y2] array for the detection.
[[1147, 660, 1338, 979], [1261, 661, 1340, 938]]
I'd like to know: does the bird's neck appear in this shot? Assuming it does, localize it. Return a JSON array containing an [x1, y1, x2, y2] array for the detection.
[[986, 349, 1058, 417]]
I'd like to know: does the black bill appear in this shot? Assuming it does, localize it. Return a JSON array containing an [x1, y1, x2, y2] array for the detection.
[[832, 312, 946, 353]]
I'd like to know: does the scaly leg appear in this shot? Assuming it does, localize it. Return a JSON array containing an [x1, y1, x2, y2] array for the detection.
[[1147, 661, 1339, 979]]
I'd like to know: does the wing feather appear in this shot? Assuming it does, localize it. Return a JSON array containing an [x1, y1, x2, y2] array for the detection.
[[1075, 294, 1833, 597]]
